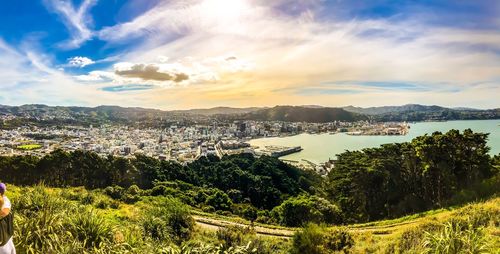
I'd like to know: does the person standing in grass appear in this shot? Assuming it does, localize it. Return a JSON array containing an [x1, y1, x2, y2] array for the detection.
[[0, 183, 15, 254]]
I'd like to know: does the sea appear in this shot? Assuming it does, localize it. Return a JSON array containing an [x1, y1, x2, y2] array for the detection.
[[248, 120, 500, 164]]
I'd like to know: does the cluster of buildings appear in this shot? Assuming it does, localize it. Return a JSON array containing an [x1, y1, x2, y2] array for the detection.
[[0, 119, 409, 175]]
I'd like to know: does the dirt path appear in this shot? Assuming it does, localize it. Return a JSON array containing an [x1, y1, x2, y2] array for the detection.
[[193, 215, 295, 238], [194, 212, 431, 238]]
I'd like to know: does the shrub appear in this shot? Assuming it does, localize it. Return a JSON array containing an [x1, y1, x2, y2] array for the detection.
[[216, 225, 255, 249], [104, 185, 125, 200], [323, 228, 354, 252], [291, 223, 326, 254], [397, 221, 441, 253], [242, 206, 258, 222], [423, 221, 494, 254], [449, 202, 500, 228], [60, 188, 86, 201], [202, 205, 216, 213], [291, 223, 354, 254], [127, 185, 141, 195], [272, 195, 342, 227], [109, 200, 120, 209], [151, 185, 168, 196], [14, 185, 75, 253], [80, 192, 96, 205], [122, 193, 141, 204], [66, 210, 114, 249], [227, 189, 243, 203], [142, 198, 195, 244], [206, 190, 233, 211], [95, 199, 110, 209]]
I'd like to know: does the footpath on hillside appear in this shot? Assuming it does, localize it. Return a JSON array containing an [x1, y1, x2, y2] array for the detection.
[[193, 207, 456, 239]]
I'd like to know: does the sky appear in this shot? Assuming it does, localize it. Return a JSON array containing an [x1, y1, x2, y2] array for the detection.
[[0, 0, 499, 110]]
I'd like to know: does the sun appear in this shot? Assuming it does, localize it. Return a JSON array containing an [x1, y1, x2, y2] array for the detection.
[[202, 0, 250, 23]]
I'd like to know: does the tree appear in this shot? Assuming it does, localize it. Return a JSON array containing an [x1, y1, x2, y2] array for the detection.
[[272, 195, 341, 227], [206, 190, 233, 211]]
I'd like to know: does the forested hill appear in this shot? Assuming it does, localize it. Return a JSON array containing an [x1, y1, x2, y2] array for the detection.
[[238, 106, 367, 122], [342, 104, 499, 121]]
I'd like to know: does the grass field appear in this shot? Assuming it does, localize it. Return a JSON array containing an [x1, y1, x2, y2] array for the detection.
[[16, 144, 42, 150]]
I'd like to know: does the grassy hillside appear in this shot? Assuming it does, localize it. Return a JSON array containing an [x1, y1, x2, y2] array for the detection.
[[5, 184, 499, 253]]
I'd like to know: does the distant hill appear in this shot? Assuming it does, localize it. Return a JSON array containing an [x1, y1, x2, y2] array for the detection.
[[241, 106, 367, 122], [342, 104, 446, 115], [342, 104, 499, 121], [171, 107, 263, 115], [0, 104, 498, 128]]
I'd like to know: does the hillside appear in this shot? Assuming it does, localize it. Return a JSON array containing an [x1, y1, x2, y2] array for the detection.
[[172, 107, 264, 115], [241, 105, 367, 122], [342, 104, 447, 115], [343, 104, 500, 121], [7, 184, 499, 253], [1, 104, 498, 128], [1, 129, 498, 253]]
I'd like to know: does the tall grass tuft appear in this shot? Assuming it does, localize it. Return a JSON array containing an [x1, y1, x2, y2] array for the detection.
[[65, 209, 114, 249], [423, 220, 493, 254]]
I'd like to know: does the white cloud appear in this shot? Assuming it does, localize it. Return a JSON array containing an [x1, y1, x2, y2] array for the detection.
[[68, 56, 95, 67], [2, 1, 499, 109], [43, 0, 97, 49]]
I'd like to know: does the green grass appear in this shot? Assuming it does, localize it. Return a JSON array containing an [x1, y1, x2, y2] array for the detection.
[[7, 185, 292, 253], [5, 185, 499, 254], [344, 197, 500, 253], [16, 144, 42, 150]]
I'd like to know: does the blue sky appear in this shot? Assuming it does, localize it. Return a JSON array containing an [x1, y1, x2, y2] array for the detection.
[[0, 0, 498, 109]]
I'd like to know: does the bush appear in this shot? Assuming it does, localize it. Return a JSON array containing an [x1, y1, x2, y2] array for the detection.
[[272, 195, 342, 227], [127, 185, 141, 195], [80, 193, 96, 205], [291, 223, 325, 254], [291, 223, 354, 254], [397, 221, 441, 253], [122, 193, 141, 204], [66, 209, 114, 249], [60, 188, 86, 201], [206, 190, 233, 211], [104, 185, 125, 200], [202, 205, 216, 213], [151, 185, 168, 196], [142, 198, 195, 244], [14, 185, 77, 253], [423, 221, 494, 254], [243, 206, 258, 222], [323, 228, 354, 252], [216, 225, 255, 249], [227, 189, 243, 203]]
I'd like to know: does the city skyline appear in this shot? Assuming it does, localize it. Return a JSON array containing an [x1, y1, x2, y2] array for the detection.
[[0, 0, 499, 110]]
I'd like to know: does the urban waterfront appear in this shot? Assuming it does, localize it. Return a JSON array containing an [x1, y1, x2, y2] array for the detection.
[[249, 119, 500, 164]]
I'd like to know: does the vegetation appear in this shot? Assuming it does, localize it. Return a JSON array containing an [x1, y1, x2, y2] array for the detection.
[[0, 129, 498, 253], [241, 106, 367, 122], [323, 129, 497, 223], [271, 195, 341, 227], [343, 104, 499, 122], [0, 152, 320, 211], [291, 224, 354, 254], [6, 184, 291, 253]]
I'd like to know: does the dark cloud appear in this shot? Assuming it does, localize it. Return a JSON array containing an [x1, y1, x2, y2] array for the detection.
[[102, 84, 155, 92], [115, 64, 189, 82]]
